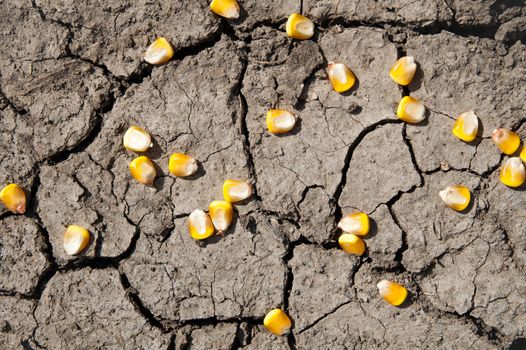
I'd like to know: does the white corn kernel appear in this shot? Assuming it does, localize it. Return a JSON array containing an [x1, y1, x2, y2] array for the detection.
[[123, 126, 153, 152]]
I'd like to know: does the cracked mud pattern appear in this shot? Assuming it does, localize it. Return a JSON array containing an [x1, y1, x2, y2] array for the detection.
[[0, 0, 525, 349]]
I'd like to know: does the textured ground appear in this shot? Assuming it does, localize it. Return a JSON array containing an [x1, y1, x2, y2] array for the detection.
[[1, 0, 525, 349]]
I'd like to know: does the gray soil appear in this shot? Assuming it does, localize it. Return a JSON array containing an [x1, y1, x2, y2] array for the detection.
[[0, 0, 525, 349]]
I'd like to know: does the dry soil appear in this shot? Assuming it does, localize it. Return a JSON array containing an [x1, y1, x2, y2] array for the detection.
[[0, 0, 525, 349]]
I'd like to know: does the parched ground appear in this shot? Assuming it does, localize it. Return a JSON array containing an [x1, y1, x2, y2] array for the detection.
[[1, 0, 525, 349]]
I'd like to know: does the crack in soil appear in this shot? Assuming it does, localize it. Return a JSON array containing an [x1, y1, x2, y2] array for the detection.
[[331, 118, 404, 229], [237, 45, 261, 201], [281, 241, 297, 350], [119, 271, 167, 331]]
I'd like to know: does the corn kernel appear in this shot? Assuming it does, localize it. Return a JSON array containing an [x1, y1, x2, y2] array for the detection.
[[0, 184, 26, 214], [452, 111, 478, 142], [438, 185, 471, 211], [209, 200, 233, 234], [264, 309, 292, 335], [123, 126, 153, 152], [210, 0, 240, 19], [144, 37, 174, 65], [389, 56, 417, 86], [169, 153, 198, 177], [223, 179, 252, 203], [337, 212, 369, 236], [327, 62, 356, 93], [129, 156, 156, 185], [377, 280, 408, 306], [338, 233, 366, 256], [188, 209, 215, 240], [266, 109, 296, 134], [500, 157, 525, 188], [492, 128, 520, 155], [286, 13, 314, 40], [397, 96, 425, 123], [520, 146, 526, 163], [63, 225, 91, 255]]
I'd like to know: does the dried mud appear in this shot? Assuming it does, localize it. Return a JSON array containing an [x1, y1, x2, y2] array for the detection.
[[0, 0, 525, 349]]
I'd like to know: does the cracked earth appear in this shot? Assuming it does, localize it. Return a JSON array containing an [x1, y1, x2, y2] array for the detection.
[[1, 0, 525, 349]]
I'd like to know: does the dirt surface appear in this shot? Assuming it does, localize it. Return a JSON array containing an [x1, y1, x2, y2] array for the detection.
[[1, 0, 525, 349]]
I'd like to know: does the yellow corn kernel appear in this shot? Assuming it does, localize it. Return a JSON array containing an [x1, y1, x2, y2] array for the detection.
[[209, 200, 233, 234], [337, 212, 369, 236], [266, 109, 296, 134], [263, 309, 292, 335], [286, 13, 314, 40], [338, 233, 366, 256], [520, 146, 526, 163], [0, 184, 26, 214], [129, 156, 156, 185], [123, 126, 153, 152], [223, 179, 252, 203], [210, 0, 240, 19], [63, 225, 91, 255], [438, 185, 471, 212], [188, 209, 215, 240], [377, 280, 408, 306], [452, 111, 479, 143], [492, 128, 520, 155], [327, 62, 356, 93], [144, 37, 174, 65], [389, 56, 417, 86], [396, 96, 425, 123], [500, 157, 525, 188], [169, 153, 198, 177]]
